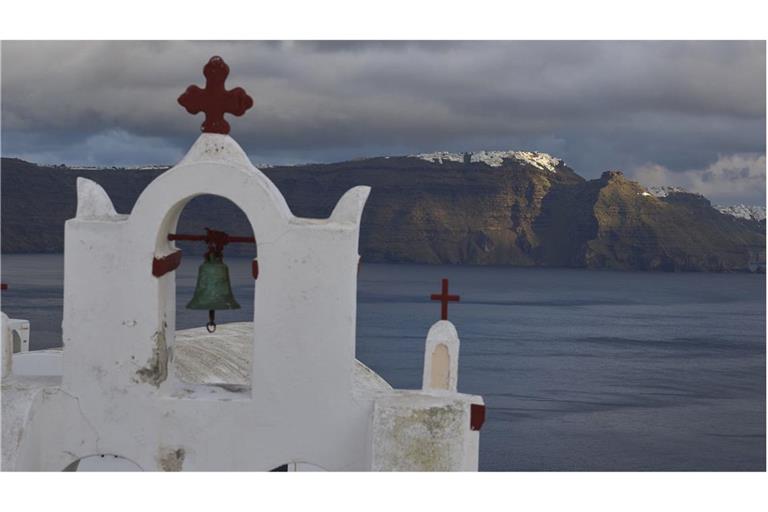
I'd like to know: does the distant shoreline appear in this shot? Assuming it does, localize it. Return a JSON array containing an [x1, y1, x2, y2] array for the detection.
[[1, 252, 764, 275]]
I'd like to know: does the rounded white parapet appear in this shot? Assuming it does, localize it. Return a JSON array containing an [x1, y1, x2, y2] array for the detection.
[[422, 320, 460, 393]]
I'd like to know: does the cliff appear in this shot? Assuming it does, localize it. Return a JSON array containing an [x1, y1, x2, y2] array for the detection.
[[1, 155, 764, 271]]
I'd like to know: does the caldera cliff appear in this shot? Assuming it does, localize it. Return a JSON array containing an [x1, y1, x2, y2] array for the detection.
[[1, 154, 764, 271]]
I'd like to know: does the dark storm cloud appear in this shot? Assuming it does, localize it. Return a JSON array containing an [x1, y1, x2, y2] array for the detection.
[[1, 40, 765, 203]]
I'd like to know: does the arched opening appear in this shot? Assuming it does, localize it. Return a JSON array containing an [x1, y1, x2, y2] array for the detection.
[[63, 454, 142, 471], [430, 343, 450, 390], [12, 331, 22, 353], [7, 320, 29, 353], [268, 461, 327, 472], [166, 195, 257, 391]]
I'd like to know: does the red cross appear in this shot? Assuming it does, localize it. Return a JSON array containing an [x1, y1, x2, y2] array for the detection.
[[178, 56, 254, 135], [430, 278, 460, 320]]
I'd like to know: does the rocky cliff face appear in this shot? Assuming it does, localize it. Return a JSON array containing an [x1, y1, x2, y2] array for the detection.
[[1, 156, 764, 271], [577, 171, 764, 271]]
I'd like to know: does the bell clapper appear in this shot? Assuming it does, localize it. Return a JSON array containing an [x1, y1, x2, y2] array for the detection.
[[206, 310, 216, 333]]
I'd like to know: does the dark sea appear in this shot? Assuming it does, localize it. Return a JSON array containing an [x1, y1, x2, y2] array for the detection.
[[1, 253, 765, 471]]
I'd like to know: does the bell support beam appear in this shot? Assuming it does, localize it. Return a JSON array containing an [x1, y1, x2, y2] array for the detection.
[[167, 229, 255, 257], [165, 229, 259, 280], [152, 230, 256, 279], [168, 233, 255, 244]]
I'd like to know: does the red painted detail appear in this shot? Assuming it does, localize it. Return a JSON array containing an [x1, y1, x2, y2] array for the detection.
[[0, 283, 7, 291], [470, 403, 486, 431], [252, 259, 259, 280], [169, 233, 254, 244], [152, 250, 183, 277], [168, 229, 255, 260], [226, 235, 257, 244], [177, 56, 254, 135], [167, 233, 209, 242], [430, 278, 460, 320]]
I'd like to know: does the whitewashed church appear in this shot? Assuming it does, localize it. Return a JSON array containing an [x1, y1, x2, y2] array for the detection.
[[1, 57, 484, 471]]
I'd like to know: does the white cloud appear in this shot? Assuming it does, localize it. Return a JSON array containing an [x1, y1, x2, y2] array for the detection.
[[630, 153, 766, 205]]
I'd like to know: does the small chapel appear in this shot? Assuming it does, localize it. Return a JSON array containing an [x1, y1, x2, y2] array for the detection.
[[1, 57, 484, 471]]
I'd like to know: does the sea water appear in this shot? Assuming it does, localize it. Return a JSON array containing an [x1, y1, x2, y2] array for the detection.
[[1, 254, 765, 470]]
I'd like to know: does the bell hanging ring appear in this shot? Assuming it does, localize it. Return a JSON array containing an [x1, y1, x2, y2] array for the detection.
[[206, 310, 216, 333]]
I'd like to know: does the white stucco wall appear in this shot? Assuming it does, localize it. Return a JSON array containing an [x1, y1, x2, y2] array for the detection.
[[371, 390, 482, 471]]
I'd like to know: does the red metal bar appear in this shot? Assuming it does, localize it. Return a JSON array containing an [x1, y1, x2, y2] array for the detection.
[[470, 403, 486, 431], [168, 230, 255, 260], [166, 231, 258, 279], [168, 233, 207, 242], [167, 233, 255, 243]]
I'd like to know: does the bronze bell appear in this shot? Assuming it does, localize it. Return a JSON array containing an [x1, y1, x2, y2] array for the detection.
[[187, 252, 240, 332]]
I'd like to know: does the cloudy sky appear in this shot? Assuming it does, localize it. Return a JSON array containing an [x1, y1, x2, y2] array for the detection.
[[1, 41, 765, 204]]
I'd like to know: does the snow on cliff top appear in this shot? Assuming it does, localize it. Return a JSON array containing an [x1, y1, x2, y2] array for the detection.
[[644, 185, 765, 221], [714, 204, 766, 222], [413, 151, 561, 172]]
